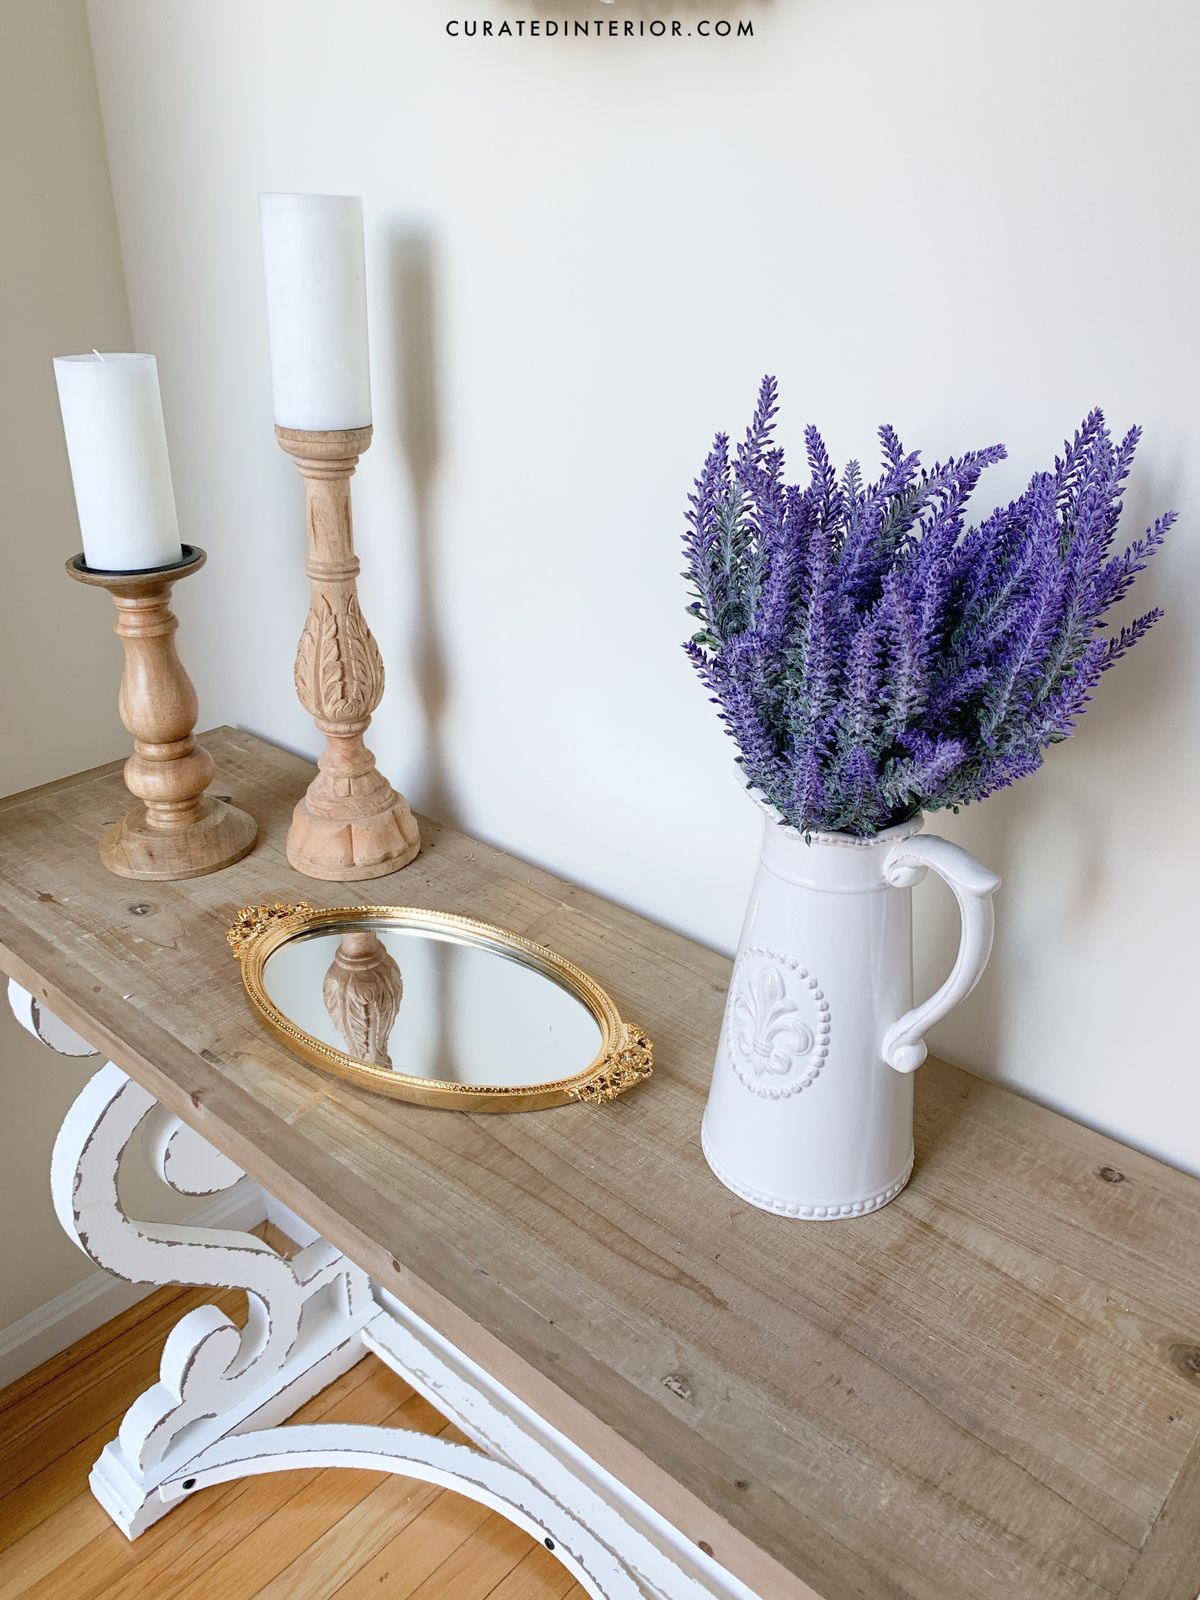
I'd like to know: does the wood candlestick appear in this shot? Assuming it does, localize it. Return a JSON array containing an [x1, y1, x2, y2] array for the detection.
[[66, 546, 257, 880], [276, 425, 420, 881]]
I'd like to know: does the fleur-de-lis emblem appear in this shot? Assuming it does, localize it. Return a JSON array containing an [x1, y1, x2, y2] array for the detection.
[[733, 965, 814, 1077]]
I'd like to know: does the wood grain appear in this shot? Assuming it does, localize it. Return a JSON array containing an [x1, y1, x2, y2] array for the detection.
[[1, 728, 1198, 1600]]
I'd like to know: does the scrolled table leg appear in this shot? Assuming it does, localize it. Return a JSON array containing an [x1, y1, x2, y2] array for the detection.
[[48, 1058, 372, 1536], [7, 979, 99, 1056], [22, 994, 752, 1595]]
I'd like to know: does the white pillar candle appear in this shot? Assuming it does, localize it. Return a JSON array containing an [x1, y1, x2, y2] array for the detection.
[[53, 353, 183, 572], [260, 193, 372, 431]]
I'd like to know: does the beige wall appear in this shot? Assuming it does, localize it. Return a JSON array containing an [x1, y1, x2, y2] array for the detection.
[[83, 0, 1198, 1177], [0, 0, 133, 1325]]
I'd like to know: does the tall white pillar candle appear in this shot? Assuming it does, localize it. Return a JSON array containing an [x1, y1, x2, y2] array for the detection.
[[53, 353, 183, 572], [260, 193, 372, 431]]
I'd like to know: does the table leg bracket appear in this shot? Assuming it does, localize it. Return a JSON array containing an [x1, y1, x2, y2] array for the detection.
[[18, 987, 756, 1600]]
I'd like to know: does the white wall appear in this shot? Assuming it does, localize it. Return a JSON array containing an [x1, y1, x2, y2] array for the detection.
[[0, 0, 134, 1326], [84, 0, 1198, 1175]]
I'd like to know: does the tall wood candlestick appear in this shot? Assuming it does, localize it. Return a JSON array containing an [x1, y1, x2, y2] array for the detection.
[[276, 425, 419, 880], [66, 546, 257, 880]]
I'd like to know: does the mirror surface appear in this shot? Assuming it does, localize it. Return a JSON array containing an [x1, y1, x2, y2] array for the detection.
[[262, 921, 604, 1088]]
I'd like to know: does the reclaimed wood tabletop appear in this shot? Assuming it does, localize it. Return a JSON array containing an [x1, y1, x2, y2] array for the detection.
[[0, 727, 1197, 1600]]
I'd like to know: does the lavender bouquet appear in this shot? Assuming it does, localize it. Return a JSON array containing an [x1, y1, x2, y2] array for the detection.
[[683, 378, 1174, 837]]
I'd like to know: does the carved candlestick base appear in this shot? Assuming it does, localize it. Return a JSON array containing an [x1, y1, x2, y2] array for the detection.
[[277, 426, 419, 882], [66, 547, 257, 880]]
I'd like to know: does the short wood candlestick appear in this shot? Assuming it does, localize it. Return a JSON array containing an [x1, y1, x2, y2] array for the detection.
[[66, 546, 257, 880], [276, 425, 420, 881]]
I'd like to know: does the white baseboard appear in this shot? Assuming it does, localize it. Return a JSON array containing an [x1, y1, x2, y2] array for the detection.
[[262, 1191, 318, 1247], [0, 1181, 268, 1391]]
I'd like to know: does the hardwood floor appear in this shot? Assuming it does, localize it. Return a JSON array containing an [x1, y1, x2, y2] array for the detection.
[[0, 1272, 589, 1600]]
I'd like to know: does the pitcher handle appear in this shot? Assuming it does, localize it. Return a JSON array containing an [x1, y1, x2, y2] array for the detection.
[[881, 835, 1001, 1074]]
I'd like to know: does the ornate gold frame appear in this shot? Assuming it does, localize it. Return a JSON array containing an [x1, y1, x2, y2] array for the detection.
[[227, 903, 653, 1112]]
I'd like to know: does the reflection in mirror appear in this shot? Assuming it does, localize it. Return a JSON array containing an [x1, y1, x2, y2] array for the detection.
[[322, 931, 404, 1066], [263, 922, 604, 1089]]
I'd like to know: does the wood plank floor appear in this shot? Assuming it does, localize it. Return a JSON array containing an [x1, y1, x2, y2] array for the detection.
[[0, 1272, 589, 1600]]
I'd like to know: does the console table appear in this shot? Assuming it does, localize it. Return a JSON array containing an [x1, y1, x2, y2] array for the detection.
[[1, 728, 1198, 1600]]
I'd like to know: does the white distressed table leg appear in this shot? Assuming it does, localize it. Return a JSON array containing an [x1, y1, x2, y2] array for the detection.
[[8, 978, 99, 1056], [47, 1052, 373, 1536], [361, 1301, 754, 1600], [21, 988, 754, 1597], [162, 1424, 640, 1599]]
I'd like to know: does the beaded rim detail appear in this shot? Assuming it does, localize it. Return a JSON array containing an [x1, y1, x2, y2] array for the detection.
[[701, 1129, 913, 1219], [747, 788, 925, 849]]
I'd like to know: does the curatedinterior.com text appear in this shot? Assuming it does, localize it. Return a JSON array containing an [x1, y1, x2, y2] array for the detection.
[[446, 18, 754, 39]]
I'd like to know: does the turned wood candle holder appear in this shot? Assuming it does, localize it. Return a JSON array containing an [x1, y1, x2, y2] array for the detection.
[[66, 546, 257, 880], [276, 425, 420, 881]]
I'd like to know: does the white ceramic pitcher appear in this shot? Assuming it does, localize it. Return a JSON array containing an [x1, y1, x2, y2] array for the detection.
[[701, 802, 1000, 1219]]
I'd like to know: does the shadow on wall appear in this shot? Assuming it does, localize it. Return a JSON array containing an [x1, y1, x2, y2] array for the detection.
[[386, 226, 452, 826]]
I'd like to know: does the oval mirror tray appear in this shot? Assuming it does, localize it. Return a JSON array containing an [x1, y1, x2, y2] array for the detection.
[[227, 903, 653, 1111]]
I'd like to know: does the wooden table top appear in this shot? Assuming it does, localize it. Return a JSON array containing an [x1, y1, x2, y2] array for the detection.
[[1, 727, 1197, 1600]]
